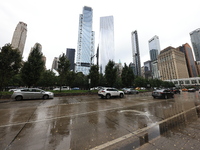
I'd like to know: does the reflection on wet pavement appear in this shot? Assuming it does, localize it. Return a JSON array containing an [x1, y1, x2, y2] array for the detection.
[[0, 92, 200, 149]]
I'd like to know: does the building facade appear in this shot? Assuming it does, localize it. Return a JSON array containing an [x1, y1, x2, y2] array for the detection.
[[11, 22, 27, 56], [131, 30, 141, 76], [144, 60, 152, 79], [190, 28, 200, 61], [99, 16, 115, 74], [76, 6, 95, 75], [158, 46, 189, 80], [51, 57, 58, 71], [30, 43, 46, 69], [177, 43, 198, 77], [148, 35, 161, 59], [66, 48, 75, 71]]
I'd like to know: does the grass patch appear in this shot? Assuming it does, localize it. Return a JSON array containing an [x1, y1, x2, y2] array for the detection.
[[0, 91, 13, 96]]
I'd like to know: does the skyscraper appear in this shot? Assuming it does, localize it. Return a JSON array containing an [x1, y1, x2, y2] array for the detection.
[[30, 43, 46, 69], [66, 48, 75, 71], [131, 30, 141, 76], [148, 35, 161, 79], [51, 57, 58, 71], [158, 46, 189, 80], [99, 16, 115, 74], [76, 6, 95, 75], [177, 43, 198, 77], [148, 35, 161, 61], [11, 22, 27, 56], [190, 28, 200, 61]]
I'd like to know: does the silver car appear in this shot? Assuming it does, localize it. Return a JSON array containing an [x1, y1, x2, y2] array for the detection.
[[123, 88, 139, 94], [11, 88, 54, 100]]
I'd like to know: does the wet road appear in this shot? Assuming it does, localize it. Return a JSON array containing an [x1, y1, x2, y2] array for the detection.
[[0, 92, 200, 150]]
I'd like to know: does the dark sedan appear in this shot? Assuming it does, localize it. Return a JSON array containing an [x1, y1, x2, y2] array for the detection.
[[152, 89, 174, 99]]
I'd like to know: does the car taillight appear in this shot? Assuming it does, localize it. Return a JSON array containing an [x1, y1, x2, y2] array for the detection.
[[102, 90, 105, 93]]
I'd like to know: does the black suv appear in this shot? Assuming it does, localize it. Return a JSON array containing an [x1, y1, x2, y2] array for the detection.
[[152, 89, 174, 99]]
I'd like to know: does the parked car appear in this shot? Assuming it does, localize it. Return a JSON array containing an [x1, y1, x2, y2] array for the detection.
[[182, 88, 188, 92], [188, 88, 196, 92], [152, 89, 174, 99], [71, 87, 80, 90], [53, 86, 69, 91], [11, 88, 54, 101], [98, 87, 124, 99], [123, 88, 139, 94], [172, 89, 181, 94]]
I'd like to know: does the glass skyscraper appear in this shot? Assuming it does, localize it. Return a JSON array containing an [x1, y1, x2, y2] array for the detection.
[[99, 16, 115, 74], [148, 35, 161, 61], [11, 22, 27, 56], [66, 48, 75, 71], [131, 30, 141, 76], [76, 6, 95, 75], [190, 28, 200, 61]]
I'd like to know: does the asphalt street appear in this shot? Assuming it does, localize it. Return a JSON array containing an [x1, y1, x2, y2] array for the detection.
[[0, 92, 200, 150]]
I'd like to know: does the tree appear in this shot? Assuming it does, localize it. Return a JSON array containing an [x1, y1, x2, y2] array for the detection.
[[105, 60, 117, 87], [121, 63, 135, 87], [21, 44, 44, 87], [89, 65, 99, 88], [66, 71, 76, 88], [73, 72, 86, 89], [0, 44, 22, 91], [57, 53, 70, 90], [99, 73, 106, 87], [37, 69, 56, 89]]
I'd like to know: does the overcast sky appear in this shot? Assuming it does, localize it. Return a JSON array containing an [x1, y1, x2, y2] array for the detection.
[[1, 0, 200, 70]]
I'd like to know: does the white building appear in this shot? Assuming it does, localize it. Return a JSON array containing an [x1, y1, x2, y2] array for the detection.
[[76, 6, 95, 75], [99, 16, 115, 74], [11, 22, 27, 56]]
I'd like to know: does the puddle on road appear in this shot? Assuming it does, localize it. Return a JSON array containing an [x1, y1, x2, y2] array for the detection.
[[107, 101, 200, 150]]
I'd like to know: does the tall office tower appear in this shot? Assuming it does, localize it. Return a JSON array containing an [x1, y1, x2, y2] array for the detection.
[[30, 43, 46, 69], [190, 28, 200, 61], [96, 45, 99, 66], [76, 6, 95, 75], [66, 48, 75, 71], [131, 30, 141, 76], [11, 22, 27, 56], [51, 57, 58, 71], [99, 16, 115, 74], [177, 43, 198, 77], [30, 43, 42, 54], [144, 60, 152, 79], [158, 46, 189, 80], [148, 35, 161, 61]]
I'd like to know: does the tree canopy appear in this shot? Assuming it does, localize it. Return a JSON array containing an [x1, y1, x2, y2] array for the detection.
[[0, 44, 22, 91], [89, 65, 99, 88], [105, 60, 117, 87], [57, 53, 70, 90], [20, 44, 45, 87]]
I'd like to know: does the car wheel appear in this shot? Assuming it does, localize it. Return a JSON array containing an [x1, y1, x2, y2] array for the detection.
[[106, 94, 111, 99], [15, 96, 23, 101], [43, 95, 49, 100], [120, 93, 124, 98]]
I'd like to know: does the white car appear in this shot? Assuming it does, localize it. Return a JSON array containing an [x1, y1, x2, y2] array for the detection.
[[98, 87, 124, 99], [11, 88, 54, 101], [53, 86, 69, 91]]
